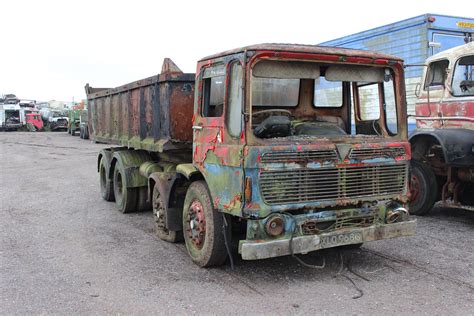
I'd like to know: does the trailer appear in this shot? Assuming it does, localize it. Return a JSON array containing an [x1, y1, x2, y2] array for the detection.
[[86, 45, 416, 267], [320, 14, 474, 130]]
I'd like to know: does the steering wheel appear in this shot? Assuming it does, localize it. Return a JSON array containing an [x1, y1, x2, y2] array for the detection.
[[252, 109, 292, 119]]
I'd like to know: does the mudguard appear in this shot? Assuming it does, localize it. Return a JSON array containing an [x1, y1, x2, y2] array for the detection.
[[111, 150, 154, 188], [97, 147, 127, 173], [148, 172, 182, 231], [410, 128, 474, 167], [176, 163, 200, 180]]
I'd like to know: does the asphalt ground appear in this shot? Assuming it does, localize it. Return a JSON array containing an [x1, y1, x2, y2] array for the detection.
[[1, 132, 473, 314]]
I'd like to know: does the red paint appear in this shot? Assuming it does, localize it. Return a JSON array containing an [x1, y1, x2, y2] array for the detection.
[[223, 194, 242, 209], [415, 101, 474, 129], [25, 113, 43, 131]]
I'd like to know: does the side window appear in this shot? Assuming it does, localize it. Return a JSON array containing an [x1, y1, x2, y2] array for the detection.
[[226, 62, 243, 137], [451, 55, 474, 96], [202, 65, 225, 117], [313, 77, 342, 107], [424, 60, 449, 89], [357, 83, 380, 121]]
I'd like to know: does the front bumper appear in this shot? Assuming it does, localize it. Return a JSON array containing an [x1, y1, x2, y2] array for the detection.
[[239, 220, 416, 260]]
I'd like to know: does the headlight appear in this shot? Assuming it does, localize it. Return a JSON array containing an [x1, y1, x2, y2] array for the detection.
[[386, 204, 409, 223], [265, 214, 285, 237]]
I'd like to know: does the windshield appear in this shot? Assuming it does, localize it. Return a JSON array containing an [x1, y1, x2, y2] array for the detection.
[[451, 55, 474, 96], [250, 60, 399, 139]]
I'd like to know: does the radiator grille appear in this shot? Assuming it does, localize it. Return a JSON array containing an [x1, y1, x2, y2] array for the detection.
[[260, 164, 407, 205], [349, 147, 405, 159], [260, 150, 337, 164]]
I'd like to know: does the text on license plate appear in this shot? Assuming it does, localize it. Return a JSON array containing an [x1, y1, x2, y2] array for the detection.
[[320, 232, 363, 248]]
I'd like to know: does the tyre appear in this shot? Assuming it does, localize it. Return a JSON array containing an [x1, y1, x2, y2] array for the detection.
[[113, 161, 138, 213], [79, 127, 84, 139], [99, 158, 115, 201], [71, 127, 76, 136], [84, 126, 89, 139], [153, 185, 181, 242], [409, 160, 438, 215], [183, 181, 227, 267]]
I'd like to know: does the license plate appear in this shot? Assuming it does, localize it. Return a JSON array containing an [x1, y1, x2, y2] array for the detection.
[[320, 231, 363, 248]]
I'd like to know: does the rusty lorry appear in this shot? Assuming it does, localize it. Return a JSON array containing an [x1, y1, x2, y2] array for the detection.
[[68, 109, 81, 136], [79, 109, 89, 139], [86, 44, 416, 267], [409, 42, 474, 213]]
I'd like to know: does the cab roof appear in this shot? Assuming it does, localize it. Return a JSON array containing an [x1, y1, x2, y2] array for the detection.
[[426, 42, 474, 63], [199, 43, 402, 62]]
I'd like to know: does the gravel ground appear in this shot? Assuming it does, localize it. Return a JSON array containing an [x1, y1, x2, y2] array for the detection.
[[1, 132, 473, 315]]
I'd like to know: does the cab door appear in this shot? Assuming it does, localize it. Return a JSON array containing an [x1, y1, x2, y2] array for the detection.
[[193, 61, 245, 216]]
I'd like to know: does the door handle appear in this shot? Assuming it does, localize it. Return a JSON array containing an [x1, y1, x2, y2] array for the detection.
[[192, 125, 203, 130]]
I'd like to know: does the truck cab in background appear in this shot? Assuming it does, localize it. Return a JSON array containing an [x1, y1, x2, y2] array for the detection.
[[25, 113, 44, 131], [79, 109, 89, 139], [68, 109, 81, 136], [410, 42, 474, 213]]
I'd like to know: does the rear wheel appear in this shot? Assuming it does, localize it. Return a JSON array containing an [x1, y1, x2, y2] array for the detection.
[[113, 162, 138, 213], [153, 185, 181, 242], [71, 127, 76, 136], [183, 181, 227, 267], [409, 160, 437, 215], [79, 127, 84, 139], [99, 158, 114, 201]]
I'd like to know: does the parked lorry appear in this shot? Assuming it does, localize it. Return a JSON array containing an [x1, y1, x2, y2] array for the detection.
[[68, 109, 81, 136], [25, 113, 44, 131], [47, 110, 69, 131], [0, 104, 22, 131], [79, 109, 89, 139], [86, 45, 416, 267], [320, 14, 474, 132], [409, 42, 474, 213]]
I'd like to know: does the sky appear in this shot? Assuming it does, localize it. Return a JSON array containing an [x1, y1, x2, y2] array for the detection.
[[1, 0, 472, 102]]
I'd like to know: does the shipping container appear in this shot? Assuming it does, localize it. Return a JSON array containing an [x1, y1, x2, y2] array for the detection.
[[320, 13, 474, 129]]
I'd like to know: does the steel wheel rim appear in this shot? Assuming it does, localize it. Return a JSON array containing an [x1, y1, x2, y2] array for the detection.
[[186, 199, 206, 249]]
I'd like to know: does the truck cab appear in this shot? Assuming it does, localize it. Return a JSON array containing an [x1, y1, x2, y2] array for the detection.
[[25, 113, 43, 131], [410, 42, 474, 213]]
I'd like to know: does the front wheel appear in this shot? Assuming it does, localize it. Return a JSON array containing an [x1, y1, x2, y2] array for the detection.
[[183, 181, 227, 267], [409, 160, 438, 215]]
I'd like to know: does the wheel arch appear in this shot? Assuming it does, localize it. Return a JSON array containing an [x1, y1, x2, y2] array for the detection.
[[110, 149, 153, 188], [409, 130, 447, 163]]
